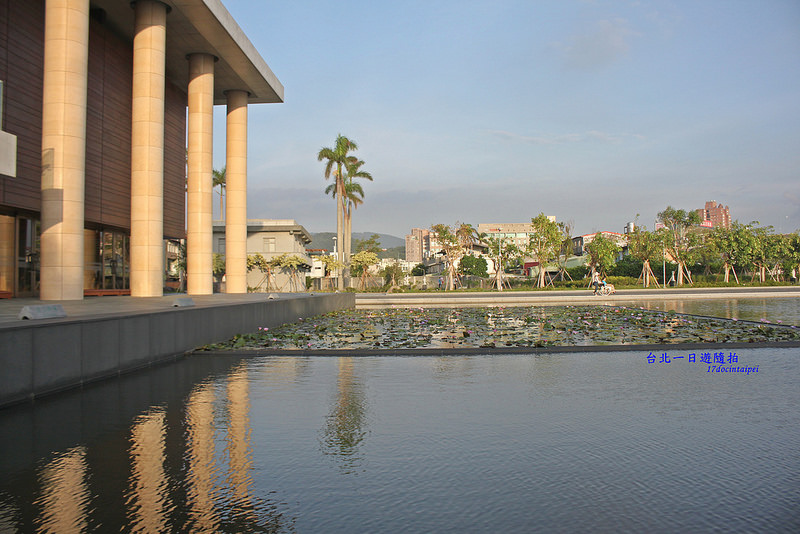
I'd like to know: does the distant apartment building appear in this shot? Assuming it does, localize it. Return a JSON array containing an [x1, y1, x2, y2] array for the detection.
[[696, 201, 731, 229], [477, 219, 556, 250], [405, 228, 434, 263]]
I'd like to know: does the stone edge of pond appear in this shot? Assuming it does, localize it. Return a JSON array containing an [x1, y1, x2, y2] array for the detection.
[[193, 339, 800, 357]]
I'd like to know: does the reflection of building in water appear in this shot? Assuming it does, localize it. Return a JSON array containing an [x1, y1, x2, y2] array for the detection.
[[35, 447, 90, 533], [128, 410, 170, 532], [322, 358, 369, 473]]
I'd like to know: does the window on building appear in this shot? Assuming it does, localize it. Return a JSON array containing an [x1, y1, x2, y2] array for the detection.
[[218, 237, 225, 254], [263, 237, 276, 252]]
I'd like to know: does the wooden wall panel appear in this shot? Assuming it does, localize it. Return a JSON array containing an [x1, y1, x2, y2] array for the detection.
[[84, 16, 133, 231], [0, 0, 6, 205], [84, 17, 106, 225], [98, 24, 132, 230], [0, 0, 44, 212], [163, 82, 186, 239]]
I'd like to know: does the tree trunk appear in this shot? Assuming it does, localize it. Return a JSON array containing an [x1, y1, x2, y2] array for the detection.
[[448, 263, 456, 291], [495, 259, 504, 291], [336, 167, 344, 290], [344, 205, 352, 282], [641, 260, 650, 287]]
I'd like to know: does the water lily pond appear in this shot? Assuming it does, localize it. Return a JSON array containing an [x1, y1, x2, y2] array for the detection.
[[205, 305, 800, 351]]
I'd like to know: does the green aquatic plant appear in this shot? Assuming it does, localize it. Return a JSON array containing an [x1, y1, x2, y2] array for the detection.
[[199, 305, 800, 352]]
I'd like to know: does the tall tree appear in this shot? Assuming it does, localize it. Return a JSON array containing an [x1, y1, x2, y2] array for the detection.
[[343, 158, 372, 265], [584, 233, 621, 278], [707, 222, 752, 283], [552, 220, 575, 282], [482, 234, 519, 291], [318, 134, 358, 290], [527, 213, 563, 288], [627, 227, 664, 287], [430, 223, 462, 290], [657, 206, 702, 285], [748, 225, 782, 282], [783, 232, 800, 283], [325, 176, 365, 261], [212, 166, 226, 220]]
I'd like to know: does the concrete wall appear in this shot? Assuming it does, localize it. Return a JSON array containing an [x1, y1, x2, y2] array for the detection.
[[0, 293, 354, 407]]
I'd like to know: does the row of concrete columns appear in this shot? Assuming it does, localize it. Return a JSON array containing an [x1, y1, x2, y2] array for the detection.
[[40, 0, 249, 300]]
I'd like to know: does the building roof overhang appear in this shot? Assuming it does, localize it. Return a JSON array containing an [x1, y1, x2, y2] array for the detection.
[[93, 0, 283, 104]]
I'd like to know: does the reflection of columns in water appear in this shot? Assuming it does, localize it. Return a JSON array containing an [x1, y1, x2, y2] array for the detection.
[[226, 366, 254, 510], [185, 383, 220, 531], [128, 410, 169, 533], [35, 446, 90, 533]]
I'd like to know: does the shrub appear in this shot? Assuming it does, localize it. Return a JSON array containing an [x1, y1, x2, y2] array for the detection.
[[567, 265, 589, 280], [609, 256, 642, 278]]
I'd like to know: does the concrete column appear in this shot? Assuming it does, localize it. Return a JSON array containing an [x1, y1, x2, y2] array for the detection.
[[225, 90, 248, 293], [40, 0, 90, 300], [186, 53, 215, 295], [130, 0, 168, 297]]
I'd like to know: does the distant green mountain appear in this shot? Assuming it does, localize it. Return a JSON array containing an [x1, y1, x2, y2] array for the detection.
[[309, 232, 405, 258]]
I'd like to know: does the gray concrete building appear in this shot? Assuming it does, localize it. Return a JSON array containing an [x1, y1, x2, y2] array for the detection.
[[212, 219, 312, 292]]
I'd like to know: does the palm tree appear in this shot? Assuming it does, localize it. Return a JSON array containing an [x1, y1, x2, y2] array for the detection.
[[212, 166, 226, 220], [318, 135, 358, 289], [325, 177, 365, 271], [343, 158, 372, 263]]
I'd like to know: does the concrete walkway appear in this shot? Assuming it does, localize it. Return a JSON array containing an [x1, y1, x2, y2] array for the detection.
[[0, 292, 315, 326], [356, 286, 800, 308]]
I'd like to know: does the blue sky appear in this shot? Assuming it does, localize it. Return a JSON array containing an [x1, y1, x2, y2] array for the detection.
[[213, 0, 800, 238]]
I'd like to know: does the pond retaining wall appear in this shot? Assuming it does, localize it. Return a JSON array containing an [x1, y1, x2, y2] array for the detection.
[[0, 293, 354, 408]]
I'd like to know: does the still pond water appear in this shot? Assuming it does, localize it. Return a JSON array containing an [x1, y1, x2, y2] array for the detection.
[[0, 300, 798, 532]]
